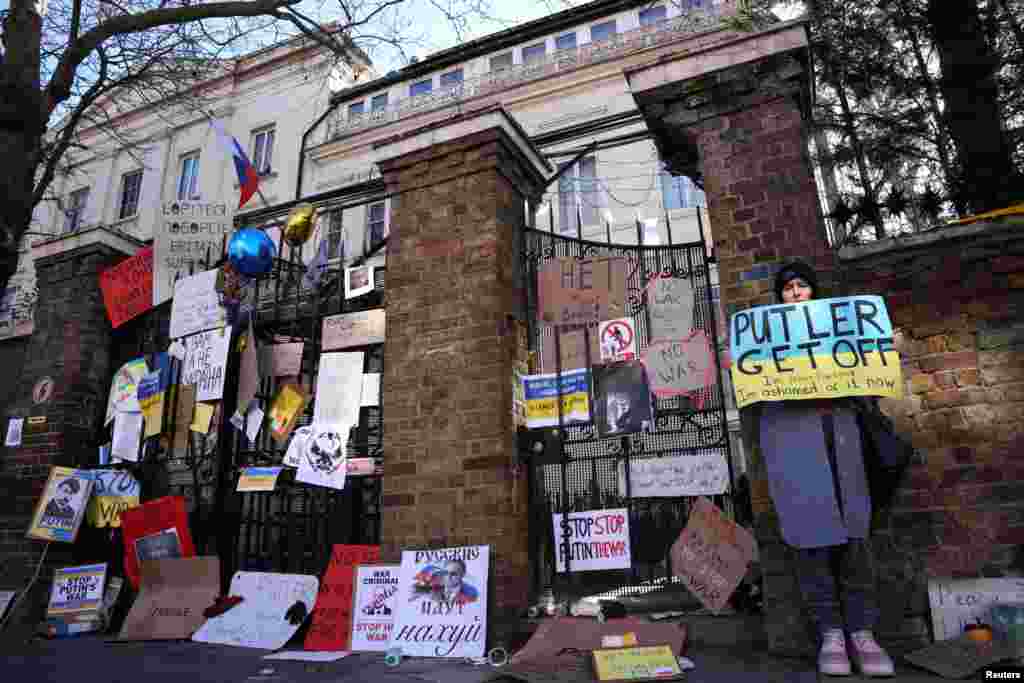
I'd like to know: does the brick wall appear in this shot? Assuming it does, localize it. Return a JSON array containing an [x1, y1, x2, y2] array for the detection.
[[377, 124, 545, 617]]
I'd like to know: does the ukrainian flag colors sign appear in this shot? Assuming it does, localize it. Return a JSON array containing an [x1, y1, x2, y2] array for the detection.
[[729, 296, 903, 408], [522, 369, 590, 429]]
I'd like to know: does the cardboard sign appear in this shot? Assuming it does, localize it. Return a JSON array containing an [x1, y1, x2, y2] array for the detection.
[[539, 327, 599, 373], [618, 452, 729, 498], [344, 265, 375, 299], [322, 310, 386, 350], [5, 417, 23, 447], [593, 362, 652, 438], [233, 324, 260, 425], [154, 201, 233, 306], [269, 343, 304, 377], [552, 508, 632, 573], [105, 358, 148, 425], [268, 384, 309, 443], [642, 332, 716, 399], [100, 245, 154, 328], [168, 269, 226, 339], [928, 578, 1024, 641], [118, 557, 220, 641], [512, 617, 687, 664], [27, 467, 94, 543], [391, 545, 489, 658], [48, 564, 107, 617], [236, 467, 282, 492], [85, 469, 140, 528], [172, 385, 196, 452], [591, 645, 684, 682], [599, 318, 637, 362], [521, 369, 591, 429], [647, 275, 695, 341], [670, 497, 756, 613], [122, 496, 196, 589], [729, 296, 902, 408], [192, 571, 319, 649], [304, 544, 381, 651], [537, 256, 627, 326], [181, 327, 232, 402], [314, 353, 363, 428], [350, 564, 399, 652], [903, 633, 1018, 679]]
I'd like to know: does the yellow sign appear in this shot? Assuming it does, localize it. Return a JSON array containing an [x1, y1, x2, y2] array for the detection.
[[521, 369, 590, 429], [190, 403, 215, 434], [591, 644, 683, 682], [86, 496, 139, 528]]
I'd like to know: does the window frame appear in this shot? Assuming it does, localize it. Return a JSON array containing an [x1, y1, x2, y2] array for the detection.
[[251, 126, 275, 176], [63, 187, 89, 234], [440, 68, 464, 89], [118, 169, 143, 220], [177, 151, 200, 201], [409, 78, 433, 97], [326, 207, 345, 261], [639, 5, 667, 26], [557, 155, 601, 233], [348, 101, 365, 117], [371, 93, 389, 112], [555, 32, 577, 51], [489, 52, 513, 72], [522, 42, 547, 64], [590, 20, 617, 43], [366, 200, 388, 249]]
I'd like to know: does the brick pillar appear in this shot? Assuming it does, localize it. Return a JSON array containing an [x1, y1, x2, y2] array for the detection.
[[0, 229, 141, 633], [627, 24, 835, 656], [375, 107, 549, 618]]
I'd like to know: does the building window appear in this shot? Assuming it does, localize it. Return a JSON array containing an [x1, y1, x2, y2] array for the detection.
[[523, 42, 546, 64], [251, 127, 274, 175], [558, 156, 601, 233], [326, 208, 345, 260], [590, 20, 617, 42], [555, 32, 577, 50], [177, 152, 200, 200], [490, 52, 513, 71], [119, 170, 143, 220], [63, 187, 89, 233], [371, 93, 389, 111], [349, 101, 365, 117], [410, 79, 433, 97], [660, 166, 707, 209], [639, 5, 667, 26], [440, 68, 463, 89], [366, 201, 387, 248]]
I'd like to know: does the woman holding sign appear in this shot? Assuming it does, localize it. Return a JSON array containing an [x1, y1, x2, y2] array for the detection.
[[759, 262, 894, 678]]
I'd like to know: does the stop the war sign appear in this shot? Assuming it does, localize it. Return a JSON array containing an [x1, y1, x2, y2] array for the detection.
[[551, 508, 632, 573]]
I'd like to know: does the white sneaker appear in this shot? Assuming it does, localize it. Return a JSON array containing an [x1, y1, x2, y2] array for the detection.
[[818, 628, 852, 676], [848, 630, 895, 677]]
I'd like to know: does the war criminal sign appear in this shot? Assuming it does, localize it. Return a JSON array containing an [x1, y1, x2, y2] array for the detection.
[[729, 296, 903, 409]]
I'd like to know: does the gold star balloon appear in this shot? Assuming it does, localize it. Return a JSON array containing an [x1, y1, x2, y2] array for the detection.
[[283, 203, 316, 247]]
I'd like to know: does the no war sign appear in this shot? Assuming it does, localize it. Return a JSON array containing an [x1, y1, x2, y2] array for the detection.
[[729, 296, 903, 408]]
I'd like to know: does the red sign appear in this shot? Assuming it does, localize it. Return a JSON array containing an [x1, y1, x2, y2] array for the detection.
[[304, 544, 381, 651], [100, 246, 154, 328], [121, 495, 196, 590]]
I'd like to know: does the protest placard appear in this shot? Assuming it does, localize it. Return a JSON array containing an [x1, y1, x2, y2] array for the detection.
[[122, 496, 196, 589], [296, 425, 350, 491], [314, 353, 363, 428], [642, 332, 716, 399], [304, 544, 381, 651], [100, 245, 154, 328], [521, 369, 590, 429], [670, 497, 756, 613], [647, 275, 695, 341], [118, 557, 220, 641], [181, 327, 231, 402], [591, 645, 684, 682], [85, 469, 140, 528], [592, 362, 652, 438], [349, 564, 399, 652], [168, 269, 226, 339], [322, 310, 386, 350], [927, 578, 1024, 641], [105, 358, 148, 425], [537, 257, 627, 326], [47, 564, 107, 617], [599, 317, 637, 362], [617, 452, 729, 498], [728, 296, 903, 408], [268, 384, 308, 442], [27, 467, 94, 543], [6, 417, 23, 447], [112, 411, 143, 461], [539, 327, 599, 373], [551, 508, 632, 573], [137, 371, 164, 438], [153, 201, 233, 305]]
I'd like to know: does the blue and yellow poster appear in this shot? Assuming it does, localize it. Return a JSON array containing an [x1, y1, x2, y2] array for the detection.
[[729, 296, 903, 408], [521, 369, 590, 429]]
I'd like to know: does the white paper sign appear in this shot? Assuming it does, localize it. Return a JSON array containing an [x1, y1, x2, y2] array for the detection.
[[551, 508, 632, 573], [345, 265, 375, 299], [322, 310, 386, 351], [350, 564, 400, 652], [283, 426, 312, 468], [181, 327, 232, 402], [154, 201, 233, 306], [617, 453, 729, 498], [169, 270, 226, 339], [192, 571, 319, 649], [6, 417, 23, 447], [296, 425, 349, 491], [928, 578, 1024, 641], [361, 374, 381, 407], [111, 412, 143, 462], [231, 401, 264, 444], [314, 353, 364, 428], [391, 546, 489, 658], [0, 590, 16, 619], [599, 317, 638, 362], [648, 276, 695, 341]]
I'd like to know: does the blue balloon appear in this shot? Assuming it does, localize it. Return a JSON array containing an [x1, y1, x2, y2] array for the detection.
[[227, 228, 277, 277]]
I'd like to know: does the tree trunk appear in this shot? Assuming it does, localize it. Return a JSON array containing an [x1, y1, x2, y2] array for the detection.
[[927, 0, 1023, 214], [833, 73, 885, 240]]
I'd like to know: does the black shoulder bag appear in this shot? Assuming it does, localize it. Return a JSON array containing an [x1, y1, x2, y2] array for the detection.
[[854, 399, 915, 511]]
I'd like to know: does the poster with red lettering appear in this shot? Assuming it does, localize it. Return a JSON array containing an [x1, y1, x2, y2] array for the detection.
[[551, 508, 632, 573], [100, 245, 154, 328], [304, 544, 381, 651]]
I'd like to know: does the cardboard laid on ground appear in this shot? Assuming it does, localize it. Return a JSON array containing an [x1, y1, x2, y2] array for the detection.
[[305, 545, 381, 651], [391, 545, 489, 658], [322, 310, 386, 350], [642, 332, 716, 400], [670, 497, 756, 614], [181, 327, 232, 402], [928, 577, 1024, 641], [552, 508, 632, 573], [350, 564, 399, 652], [903, 632, 1018, 679], [27, 466, 94, 543], [521, 369, 590, 429], [100, 245, 155, 328], [118, 556, 220, 641], [85, 469, 140, 528], [617, 452, 729, 498], [192, 571, 319, 649], [153, 201, 233, 305], [105, 358, 148, 425], [496, 654, 594, 683], [314, 352, 364, 428], [591, 644, 684, 682], [263, 651, 352, 662], [169, 269, 226, 339], [729, 295, 902, 408], [647, 275, 695, 341], [511, 617, 687, 664], [537, 256, 627, 326], [48, 564, 107, 617]]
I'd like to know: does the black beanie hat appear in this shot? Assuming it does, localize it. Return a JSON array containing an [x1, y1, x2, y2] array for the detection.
[[774, 261, 818, 302]]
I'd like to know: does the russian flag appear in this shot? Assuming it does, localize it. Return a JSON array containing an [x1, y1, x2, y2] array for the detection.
[[212, 120, 260, 209]]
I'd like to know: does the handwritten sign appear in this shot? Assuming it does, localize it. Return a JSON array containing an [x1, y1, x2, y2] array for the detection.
[[100, 245, 154, 328], [618, 452, 729, 498], [181, 327, 231, 402], [928, 578, 1024, 641], [314, 352, 363, 428], [305, 545, 381, 651], [551, 508, 632, 573], [168, 269, 226, 339], [670, 497, 755, 613], [537, 257, 627, 326], [599, 317, 637, 362], [391, 545, 489, 658], [154, 201, 233, 305], [350, 564, 399, 652], [729, 296, 903, 408], [540, 327, 599, 373], [647, 276, 694, 341], [322, 310, 386, 350], [269, 342, 304, 377], [642, 332, 716, 399], [118, 557, 220, 641], [85, 469, 140, 528], [48, 564, 107, 617], [236, 467, 283, 493], [521, 369, 590, 429], [27, 466, 94, 543], [105, 357, 148, 425], [591, 645, 684, 682], [192, 571, 319, 650]]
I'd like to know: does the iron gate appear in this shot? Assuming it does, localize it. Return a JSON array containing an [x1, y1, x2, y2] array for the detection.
[[520, 227, 735, 601]]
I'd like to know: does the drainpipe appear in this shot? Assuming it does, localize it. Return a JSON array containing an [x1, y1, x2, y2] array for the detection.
[[295, 98, 343, 201]]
